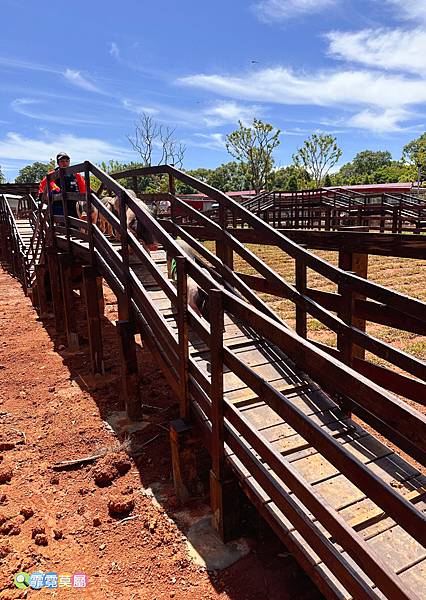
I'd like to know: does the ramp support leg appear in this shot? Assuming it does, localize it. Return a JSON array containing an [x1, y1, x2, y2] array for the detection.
[[169, 419, 199, 504], [47, 249, 66, 335], [58, 253, 79, 351], [97, 276, 105, 316], [210, 470, 242, 543], [35, 264, 50, 319], [82, 265, 104, 375], [116, 319, 143, 421]]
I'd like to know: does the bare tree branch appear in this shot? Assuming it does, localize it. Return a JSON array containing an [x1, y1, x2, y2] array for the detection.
[[128, 113, 186, 167]]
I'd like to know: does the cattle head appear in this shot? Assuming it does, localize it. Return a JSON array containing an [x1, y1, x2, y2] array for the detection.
[[128, 201, 159, 252]]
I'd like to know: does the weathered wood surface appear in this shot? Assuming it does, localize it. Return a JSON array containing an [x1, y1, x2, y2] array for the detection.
[[3, 169, 426, 600]]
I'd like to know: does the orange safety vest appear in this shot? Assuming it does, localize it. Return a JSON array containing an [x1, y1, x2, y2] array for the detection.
[[38, 170, 86, 196]]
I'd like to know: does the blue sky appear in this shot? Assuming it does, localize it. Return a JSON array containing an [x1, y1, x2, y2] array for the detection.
[[1, 0, 426, 180]]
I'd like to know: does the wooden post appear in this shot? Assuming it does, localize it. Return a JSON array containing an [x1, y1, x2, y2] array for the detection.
[[58, 169, 72, 256], [208, 289, 240, 542], [84, 162, 95, 265], [209, 290, 225, 481], [96, 276, 105, 316], [325, 206, 331, 231], [118, 191, 132, 322], [176, 257, 190, 420], [295, 257, 307, 338], [169, 174, 177, 225], [117, 293, 128, 321], [337, 251, 368, 365], [35, 264, 50, 318], [392, 208, 398, 234], [46, 248, 65, 334], [0, 209, 5, 261], [169, 419, 199, 503], [217, 202, 233, 270], [116, 320, 142, 421], [82, 265, 104, 375], [58, 253, 79, 351]]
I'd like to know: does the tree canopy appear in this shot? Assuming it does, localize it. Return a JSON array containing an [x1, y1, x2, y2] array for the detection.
[[402, 132, 426, 184], [0, 166, 5, 183], [351, 150, 392, 176], [272, 165, 311, 191], [293, 134, 342, 187], [15, 160, 54, 183], [226, 119, 281, 193]]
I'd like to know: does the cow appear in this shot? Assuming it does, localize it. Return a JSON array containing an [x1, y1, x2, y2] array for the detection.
[[76, 200, 99, 227], [167, 239, 210, 320], [112, 190, 158, 253], [96, 196, 116, 237]]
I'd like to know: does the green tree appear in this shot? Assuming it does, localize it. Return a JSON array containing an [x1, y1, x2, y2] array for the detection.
[[272, 165, 311, 190], [15, 160, 54, 183], [175, 168, 215, 194], [323, 173, 332, 187], [97, 159, 158, 192], [293, 134, 342, 188], [402, 132, 426, 185], [372, 161, 416, 184], [207, 161, 251, 192], [226, 119, 281, 193], [351, 150, 392, 176]]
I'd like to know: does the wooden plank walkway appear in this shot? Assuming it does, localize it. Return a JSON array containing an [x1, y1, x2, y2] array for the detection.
[[13, 218, 426, 600], [131, 247, 426, 600]]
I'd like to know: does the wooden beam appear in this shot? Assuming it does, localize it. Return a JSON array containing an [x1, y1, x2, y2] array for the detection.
[[58, 253, 79, 351], [46, 249, 65, 334], [82, 265, 104, 375], [35, 264, 50, 319], [116, 319, 142, 421], [169, 419, 199, 504], [176, 257, 190, 420]]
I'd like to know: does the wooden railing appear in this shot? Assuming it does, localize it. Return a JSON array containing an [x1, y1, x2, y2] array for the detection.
[[229, 187, 426, 232], [1, 162, 425, 600], [0, 193, 29, 286]]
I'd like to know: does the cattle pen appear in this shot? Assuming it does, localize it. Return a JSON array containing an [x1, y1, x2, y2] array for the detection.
[[0, 162, 425, 600]]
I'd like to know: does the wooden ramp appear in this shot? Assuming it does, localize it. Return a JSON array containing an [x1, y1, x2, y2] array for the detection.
[[131, 249, 426, 600], [1, 162, 425, 600]]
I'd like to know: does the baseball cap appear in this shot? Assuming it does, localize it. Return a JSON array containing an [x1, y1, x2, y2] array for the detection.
[[56, 152, 70, 162]]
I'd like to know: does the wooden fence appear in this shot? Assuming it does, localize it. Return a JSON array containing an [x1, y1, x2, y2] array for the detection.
[[1, 162, 425, 600]]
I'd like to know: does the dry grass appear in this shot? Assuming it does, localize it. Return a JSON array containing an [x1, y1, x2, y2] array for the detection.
[[204, 240, 426, 363]]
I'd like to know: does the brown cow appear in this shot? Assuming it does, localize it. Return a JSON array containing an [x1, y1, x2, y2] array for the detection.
[[167, 240, 209, 319]]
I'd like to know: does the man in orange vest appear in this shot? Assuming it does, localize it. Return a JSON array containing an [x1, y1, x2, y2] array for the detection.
[[38, 152, 86, 217]]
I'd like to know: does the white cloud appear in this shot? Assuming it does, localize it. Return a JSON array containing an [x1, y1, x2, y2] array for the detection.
[[252, 0, 338, 22], [284, 126, 347, 136], [121, 99, 159, 115], [326, 28, 426, 75], [63, 69, 103, 93], [179, 67, 426, 110], [385, 0, 426, 23], [0, 132, 134, 164], [348, 108, 414, 132], [11, 98, 106, 126], [0, 56, 59, 74], [109, 42, 120, 58], [190, 133, 226, 151], [122, 97, 259, 129], [202, 101, 261, 126]]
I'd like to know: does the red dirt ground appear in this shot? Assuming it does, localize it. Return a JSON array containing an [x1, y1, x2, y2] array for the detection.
[[0, 268, 323, 600]]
